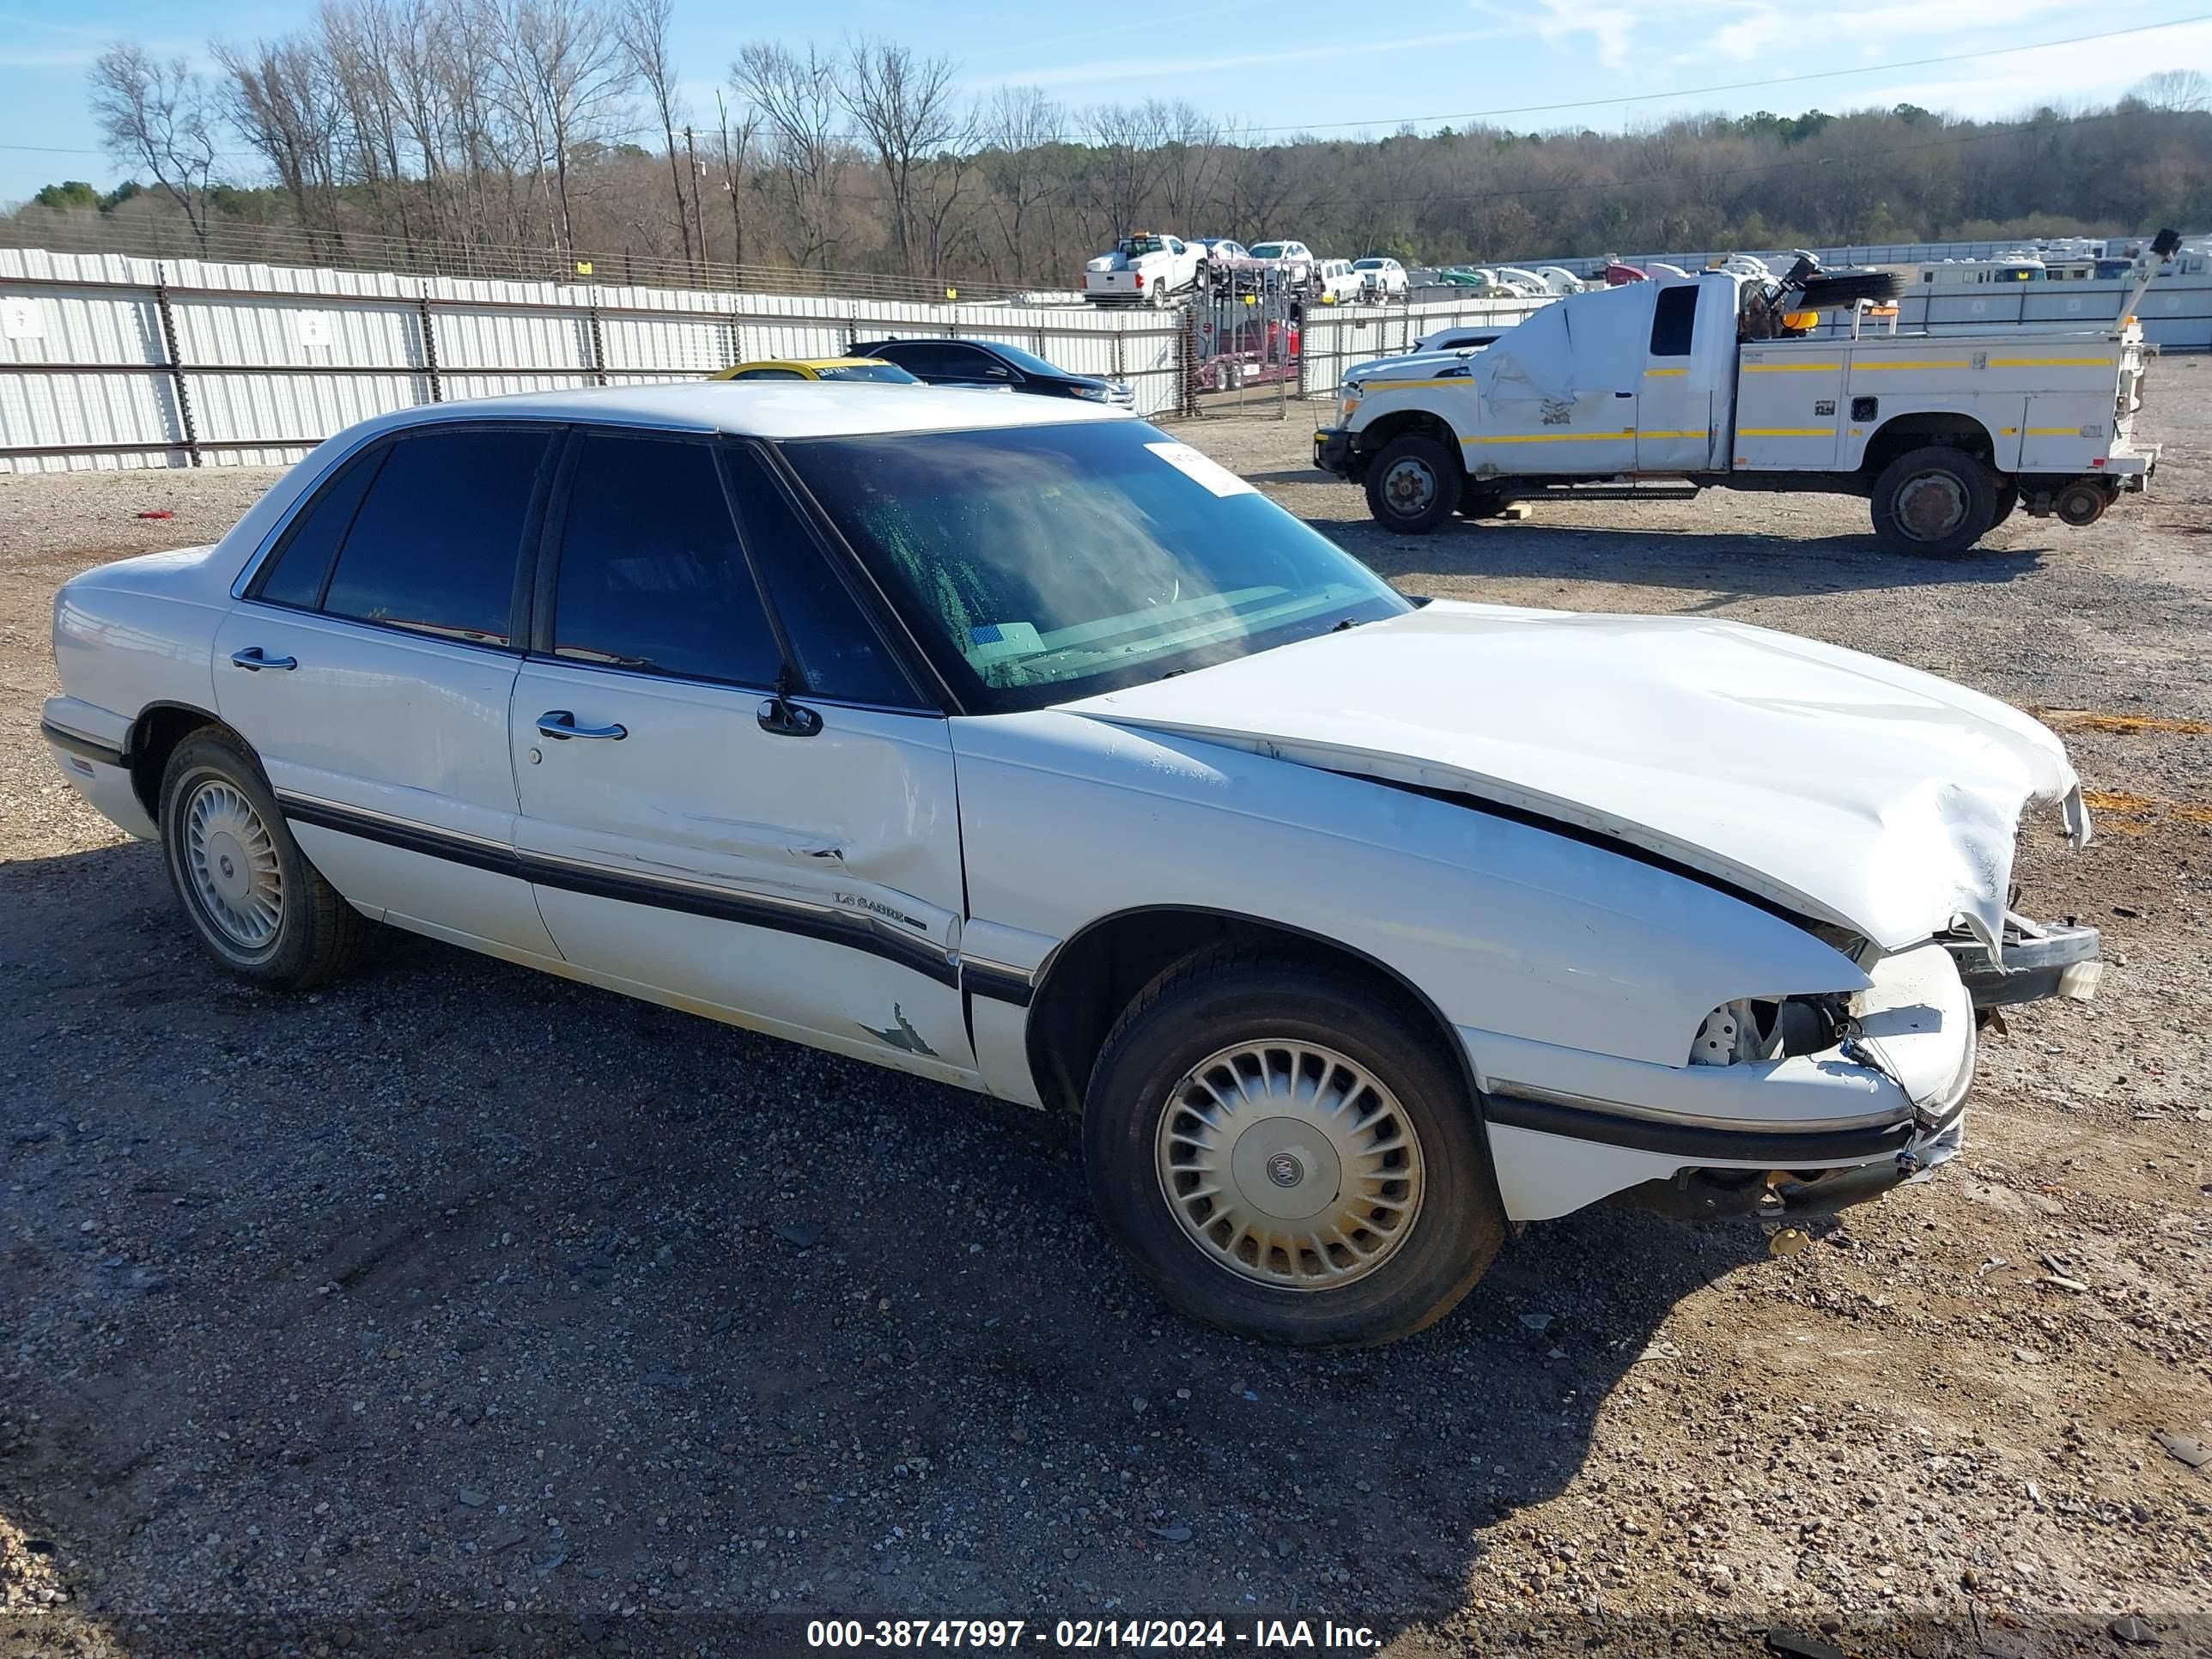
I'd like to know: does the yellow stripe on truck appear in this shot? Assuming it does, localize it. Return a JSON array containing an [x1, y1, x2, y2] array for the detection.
[[1853, 360, 1970, 371], [1462, 429, 1635, 444], [1740, 428, 1833, 437], [2026, 426, 2090, 436], [1990, 357, 2111, 368], [1643, 367, 1689, 377], [1741, 362, 1841, 373]]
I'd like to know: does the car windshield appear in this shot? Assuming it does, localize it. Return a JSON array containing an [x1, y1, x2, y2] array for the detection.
[[1353, 259, 1383, 270], [781, 421, 1408, 713], [815, 362, 917, 383], [1249, 243, 1285, 259]]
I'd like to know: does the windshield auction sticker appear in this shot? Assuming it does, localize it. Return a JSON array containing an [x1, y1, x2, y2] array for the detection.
[[1145, 441, 1258, 498]]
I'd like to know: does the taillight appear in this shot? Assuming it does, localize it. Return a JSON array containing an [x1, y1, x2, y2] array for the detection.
[[1134, 272, 1146, 288]]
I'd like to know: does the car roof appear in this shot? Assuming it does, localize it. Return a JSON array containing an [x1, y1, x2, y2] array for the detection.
[[338, 380, 1128, 442]]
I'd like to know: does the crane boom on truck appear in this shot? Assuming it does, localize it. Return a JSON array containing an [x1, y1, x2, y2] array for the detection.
[[1313, 231, 2179, 556]]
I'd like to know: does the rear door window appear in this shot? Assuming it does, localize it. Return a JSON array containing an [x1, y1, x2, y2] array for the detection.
[[548, 432, 782, 687], [319, 428, 552, 647]]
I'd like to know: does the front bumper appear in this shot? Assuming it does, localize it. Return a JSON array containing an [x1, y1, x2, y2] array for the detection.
[[1313, 426, 1356, 478], [1943, 912, 2101, 1008], [1470, 939, 1975, 1223]]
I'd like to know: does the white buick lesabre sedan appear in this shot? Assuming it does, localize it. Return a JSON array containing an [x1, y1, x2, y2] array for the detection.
[[42, 385, 2100, 1347]]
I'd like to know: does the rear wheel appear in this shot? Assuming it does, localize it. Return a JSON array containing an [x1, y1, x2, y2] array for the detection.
[[1083, 945, 1506, 1347], [1990, 480, 2020, 529], [159, 727, 378, 989], [1364, 433, 1462, 533], [1870, 445, 1998, 557]]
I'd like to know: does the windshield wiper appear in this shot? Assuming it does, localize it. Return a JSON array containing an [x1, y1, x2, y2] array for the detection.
[[1330, 616, 1365, 632]]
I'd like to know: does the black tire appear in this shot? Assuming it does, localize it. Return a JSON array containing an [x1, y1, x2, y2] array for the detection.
[[1363, 433, 1462, 533], [159, 726, 378, 990], [1456, 489, 1506, 520], [1083, 945, 1506, 1348], [1869, 445, 1999, 557], [1990, 481, 2019, 529]]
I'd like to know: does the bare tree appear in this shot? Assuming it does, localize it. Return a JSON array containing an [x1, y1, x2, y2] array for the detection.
[[2129, 70, 2212, 112], [976, 86, 1062, 283], [617, 0, 692, 265], [213, 34, 343, 232], [1084, 102, 1171, 246], [840, 39, 969, 279], [492, 0, 635, 253], [714, 88, 759, 270], [732, 41, 847, 270], [88, 44, 220, 250]]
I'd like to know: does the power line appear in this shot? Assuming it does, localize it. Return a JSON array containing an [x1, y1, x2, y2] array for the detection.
[[1218, 10, 2212, 137]]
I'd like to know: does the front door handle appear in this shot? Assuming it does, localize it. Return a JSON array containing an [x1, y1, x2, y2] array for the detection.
[[536, 709, 627, 741], [229, 647, 297, 672]]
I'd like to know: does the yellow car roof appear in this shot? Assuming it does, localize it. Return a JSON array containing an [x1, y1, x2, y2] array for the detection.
[[708, 357, 893, 380]]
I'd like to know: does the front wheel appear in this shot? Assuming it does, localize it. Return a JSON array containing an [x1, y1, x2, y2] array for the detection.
[[159, 726, 378, 989], [1363, 433, 1462, 533], [1870, 445, 1998, 557], [1083, 946, 1506, 1347]]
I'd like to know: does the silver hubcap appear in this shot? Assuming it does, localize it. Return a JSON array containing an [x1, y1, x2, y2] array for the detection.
[[1156, 1041, 1425, 1291], [1897, 471, 1968, 540], [185, 779, 283, 950], [1382, 458, 1436, 517]]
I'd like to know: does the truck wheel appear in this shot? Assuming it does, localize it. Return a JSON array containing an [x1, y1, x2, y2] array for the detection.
[[1364, 434, 1461, 533], [1083, 945, 1506, 1348], [1456, 489, 1506, 520], [1870, 446, 1998, 557], [1990, 481, 2019, 528]]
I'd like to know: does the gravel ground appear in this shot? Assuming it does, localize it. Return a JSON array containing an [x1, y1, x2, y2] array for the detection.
[[3, 375, 2210, 1659]]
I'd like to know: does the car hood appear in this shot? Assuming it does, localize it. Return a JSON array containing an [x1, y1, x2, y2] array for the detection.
[[1060, 600, 2087, 956], [1350, 349, 1478, 382]]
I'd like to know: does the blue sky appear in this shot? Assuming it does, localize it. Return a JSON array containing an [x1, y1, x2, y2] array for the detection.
[[4, 0, 2211, 206]]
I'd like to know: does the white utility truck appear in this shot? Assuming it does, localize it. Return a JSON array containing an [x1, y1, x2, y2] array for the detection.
[[1315, 234, 2175, 556]]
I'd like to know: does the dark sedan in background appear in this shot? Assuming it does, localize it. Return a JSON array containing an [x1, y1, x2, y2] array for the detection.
[[849, 337, 1134, 408]]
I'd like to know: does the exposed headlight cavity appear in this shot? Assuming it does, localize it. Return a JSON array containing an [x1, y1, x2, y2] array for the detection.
[[1688, 996, 1847, 1066]]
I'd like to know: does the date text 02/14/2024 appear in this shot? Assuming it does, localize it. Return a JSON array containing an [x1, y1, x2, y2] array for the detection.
[[805, 1620, 1382, 1650]]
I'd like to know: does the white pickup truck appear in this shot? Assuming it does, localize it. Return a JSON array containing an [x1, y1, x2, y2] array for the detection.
[[1085, 233, 1200, 306], [1315, 239, 2172, 556]]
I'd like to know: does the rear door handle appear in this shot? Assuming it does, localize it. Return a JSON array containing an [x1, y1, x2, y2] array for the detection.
[[229, 647, 297, 672], [536, 709, 627, 741]]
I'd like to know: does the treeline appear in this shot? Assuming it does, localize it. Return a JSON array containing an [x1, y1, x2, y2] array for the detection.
[[13, 2, 2212, 288]]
